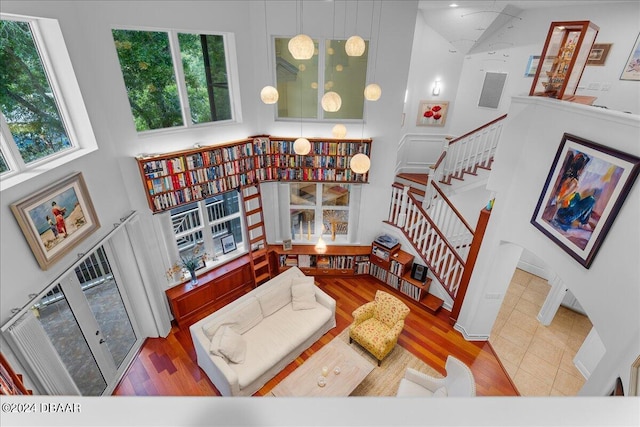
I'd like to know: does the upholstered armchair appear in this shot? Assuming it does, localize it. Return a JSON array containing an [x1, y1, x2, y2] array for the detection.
[[396, 355, 476, 397], [349, 290, 410, 366]]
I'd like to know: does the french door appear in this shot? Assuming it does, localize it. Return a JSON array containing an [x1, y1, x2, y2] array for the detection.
[[34, 244, 141, 395]]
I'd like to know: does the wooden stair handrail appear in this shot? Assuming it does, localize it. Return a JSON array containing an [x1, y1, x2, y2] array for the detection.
[[431, 150, 447, 170], [430, 181, 475, 234], [447, 114, 507, 146]]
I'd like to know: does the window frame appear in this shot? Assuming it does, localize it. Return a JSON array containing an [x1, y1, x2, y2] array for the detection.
[[273, 36, 369, 123], [285, 182, 360, 244], [111, 26, 242, 136], [0, 14, 98, 190]]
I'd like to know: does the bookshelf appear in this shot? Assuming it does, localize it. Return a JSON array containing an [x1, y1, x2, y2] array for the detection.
[[369, 241, 433, 307], [269, 245, 370, 276], [136, 135, 372, 213]]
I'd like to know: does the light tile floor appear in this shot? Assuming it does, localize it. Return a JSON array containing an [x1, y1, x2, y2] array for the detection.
[[489, 269, 592, 396]]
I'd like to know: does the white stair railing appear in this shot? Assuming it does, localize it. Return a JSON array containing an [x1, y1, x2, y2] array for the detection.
[[442, 114, 507, 183]]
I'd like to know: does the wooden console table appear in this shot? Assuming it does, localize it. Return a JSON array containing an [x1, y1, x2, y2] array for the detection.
[[165, 255, 254, 327]]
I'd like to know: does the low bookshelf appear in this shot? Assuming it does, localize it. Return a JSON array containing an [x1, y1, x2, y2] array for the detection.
[[269, 245, 370, 276], [369, 241, 439, 312]]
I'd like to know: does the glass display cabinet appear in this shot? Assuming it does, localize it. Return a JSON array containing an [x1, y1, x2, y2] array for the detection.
[[529, 21, 599, 101]]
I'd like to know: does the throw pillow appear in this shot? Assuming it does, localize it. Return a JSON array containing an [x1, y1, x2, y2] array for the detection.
[[433, 386, 448, 397], [228, 298, 263, 334], [291, 278, 317, 310], [257, 279, 293, 316], [209, 324, 229, 358], [218, 326, 247, 364]]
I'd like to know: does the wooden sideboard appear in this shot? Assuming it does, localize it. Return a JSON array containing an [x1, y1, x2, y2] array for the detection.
[[165, 255, 254, 327]]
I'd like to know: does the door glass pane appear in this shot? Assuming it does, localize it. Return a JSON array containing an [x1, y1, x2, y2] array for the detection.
[[290, 182, 316, 205], [291, 209, 315, 238], [33, 285, 107, 396], [323, 209, 349, 236], [78, 246, 136, 369], [322, 183, 349, 206]]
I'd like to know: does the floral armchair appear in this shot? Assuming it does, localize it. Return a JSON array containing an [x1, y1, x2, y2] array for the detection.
[[349, 290, 410, 366]]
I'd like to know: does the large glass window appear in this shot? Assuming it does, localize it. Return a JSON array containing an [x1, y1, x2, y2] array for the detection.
[[275, 37, 368, 120], [112, 29, 232, 132], [170, 190, 244, 261], [289, 183, 350, 241], [0, 18, 74, 172]]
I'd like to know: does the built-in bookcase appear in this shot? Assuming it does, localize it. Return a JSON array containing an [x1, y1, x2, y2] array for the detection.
[[270, 245, 370, 276], [136, 136, 372, 213]]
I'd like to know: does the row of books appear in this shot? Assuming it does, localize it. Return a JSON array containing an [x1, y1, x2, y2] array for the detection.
[[269, 140, 370, 157], [389, 259, 406, 277], [146, 172, 192, 195], [369, 264, 388, 283], [278, 254, 371, 273], [400, 281, 422, 301], [142, 157, 187, 178], [276, 167, 368, 181]]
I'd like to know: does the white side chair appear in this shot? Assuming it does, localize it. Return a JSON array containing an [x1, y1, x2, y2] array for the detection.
[[396, 355, 476, 397]]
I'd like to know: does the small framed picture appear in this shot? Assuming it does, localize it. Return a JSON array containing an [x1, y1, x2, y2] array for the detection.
[[525, 55, 540, 77], [587, 43, 612, 66], [221, 234, 237, 254], [282, 239, 292, 251]]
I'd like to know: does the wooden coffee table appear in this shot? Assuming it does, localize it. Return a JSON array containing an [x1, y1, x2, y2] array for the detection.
[[270, 338, 374, 397]]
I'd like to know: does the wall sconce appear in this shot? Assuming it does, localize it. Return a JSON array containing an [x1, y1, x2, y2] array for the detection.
[[432, 80, 441, 96]]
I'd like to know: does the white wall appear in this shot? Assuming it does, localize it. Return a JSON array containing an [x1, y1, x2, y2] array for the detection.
[[457, 96, 640, 395], [447, 1, 640, 135]]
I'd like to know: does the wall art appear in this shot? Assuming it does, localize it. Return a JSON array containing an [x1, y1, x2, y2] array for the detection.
[[11, 172, 100, 270], [620, 33, 640, 80], [416, 101, 448, 127], [587, 43, 612, 66], [531, 133, 640, 268]]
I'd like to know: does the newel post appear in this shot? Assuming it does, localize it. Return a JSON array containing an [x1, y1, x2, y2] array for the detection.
[[449, 207, 492, 325]]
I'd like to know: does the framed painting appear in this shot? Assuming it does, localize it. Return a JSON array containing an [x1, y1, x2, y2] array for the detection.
[[587, 43, 612, 66], [282, 239, 293, 251], [221, 234, 237, 254], [620, 33, 640, 81], [10, 172, 100, 270], [525, 55, 540, 77], [531, 134, 640, 268], [416, 101, 448, 127]]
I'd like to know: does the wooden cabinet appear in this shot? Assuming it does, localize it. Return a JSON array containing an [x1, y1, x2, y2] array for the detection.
[[270, 244, 370, 276], [529, 21, 599, 101], [165, 255, 254, 327], [136, 136, 372, 213]]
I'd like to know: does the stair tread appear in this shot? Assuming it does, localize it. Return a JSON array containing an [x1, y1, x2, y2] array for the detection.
[[396, 173, 429, 186], [421, 294, 444, 313]]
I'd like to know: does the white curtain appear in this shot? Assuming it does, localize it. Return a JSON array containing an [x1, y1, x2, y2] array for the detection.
[[5, 312, 80, 395]]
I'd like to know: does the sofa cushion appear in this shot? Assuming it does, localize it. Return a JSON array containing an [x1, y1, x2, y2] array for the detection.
[[257, 279, 293, 316], [291, 277, 317, 310], [433, 386, 448, 397], [209, 324, 231, 358], [202, 297, 263, 339], [218, 326, 247, 364]]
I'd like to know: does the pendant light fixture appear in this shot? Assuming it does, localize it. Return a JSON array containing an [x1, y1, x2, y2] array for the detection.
[[321, 91, 342, 112], [260, 1, 279, 104], [345, 0, 365, 57], [332, 124, 347, 138], [364, 1, 382, 101], [350, 152, 371, 174], [294, 137, 311, 155], [288, 1, 314, 60]]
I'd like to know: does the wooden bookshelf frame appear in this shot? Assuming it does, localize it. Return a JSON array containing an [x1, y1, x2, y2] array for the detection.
[[136, 135, 372, 213], [270, 244, 370, 276]]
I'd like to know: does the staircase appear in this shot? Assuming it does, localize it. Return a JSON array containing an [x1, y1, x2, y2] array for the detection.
[[389, 115, 506, 321], [240, 183, 272, 286]]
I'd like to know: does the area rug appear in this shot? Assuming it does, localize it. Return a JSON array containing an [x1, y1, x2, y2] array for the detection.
[[333, 328, 443, 396]]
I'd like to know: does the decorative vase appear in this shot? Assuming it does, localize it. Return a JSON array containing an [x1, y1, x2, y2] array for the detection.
[[188, 268, 198, 286]]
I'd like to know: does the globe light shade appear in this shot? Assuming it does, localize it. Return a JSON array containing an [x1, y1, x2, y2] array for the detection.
[[345, 35, 366, 56], [364, 83, 382, 101], [288, 34, 314, 60], [321, 91, 342, 112], [332, 124, 347, 138], [350, 153, 371, 174], [260, 86, 279, 104], [293, 137, 311, 155]]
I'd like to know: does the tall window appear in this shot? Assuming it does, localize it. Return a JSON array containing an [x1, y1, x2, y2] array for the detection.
[[170, 191, 244, 260], [112, 29, 233, 132], [275, 38, 368, 120], [0, 18, 74, 174], [289, 183, 350, 241]]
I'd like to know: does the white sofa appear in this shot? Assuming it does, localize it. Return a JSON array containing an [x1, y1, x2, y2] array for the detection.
[[189, 266, 336, 396]]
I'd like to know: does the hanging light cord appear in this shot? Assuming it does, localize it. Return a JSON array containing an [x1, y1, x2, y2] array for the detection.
[[264, 0, 273, 85], [373, 1, 382, 82]]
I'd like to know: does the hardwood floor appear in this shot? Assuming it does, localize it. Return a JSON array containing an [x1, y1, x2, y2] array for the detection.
[[113, 275, 518, 396]]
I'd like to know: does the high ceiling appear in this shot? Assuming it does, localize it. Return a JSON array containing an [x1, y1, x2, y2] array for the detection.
[[417, 1, 617, 54]]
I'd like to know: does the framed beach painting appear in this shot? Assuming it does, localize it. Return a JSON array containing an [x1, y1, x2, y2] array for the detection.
[[10, 172, 100, 270], [620, 33, 640, 80], [531, 134, 640, 268], [416, 101, 449, 127]]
